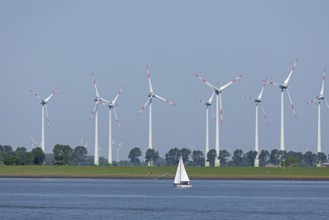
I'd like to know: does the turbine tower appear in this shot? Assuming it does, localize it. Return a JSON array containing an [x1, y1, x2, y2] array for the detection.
[[137, 64, 176, 166], [307, 68, 329, 167], [90, 72, 108, 166], [103, 86, 123, 165], [245, 83, 269, 167], [112, 140, 123, 163], [30, 87, 59, 153], [264, 58, 298, 151], [195, 73, 244, 167], [195, 92, 215, 167]]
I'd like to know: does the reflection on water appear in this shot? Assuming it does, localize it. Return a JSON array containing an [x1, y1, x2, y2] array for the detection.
[[0, 178, 328, 220]]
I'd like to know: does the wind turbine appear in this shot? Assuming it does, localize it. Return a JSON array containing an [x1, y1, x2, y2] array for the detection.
[[103, 86, 123, 165], [30, 87, 59, 153], [90, 72, 108, 166], [80, 137, 88, 149], [137, 64, 176, 166], [195, 73, 244, 167], [245, 83, 269, 167], [264, 58, 298, 151], [195, 92, 215, 167], [112, 140, 123, 163], [307, 68, 329, 167], [31, 137, 41, 148]]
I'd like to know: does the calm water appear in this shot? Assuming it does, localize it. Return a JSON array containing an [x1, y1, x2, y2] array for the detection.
[[0, 178, 328, 220]]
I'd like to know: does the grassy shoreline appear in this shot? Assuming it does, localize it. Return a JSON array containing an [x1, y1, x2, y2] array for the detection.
[[0, 166, 329, 180]]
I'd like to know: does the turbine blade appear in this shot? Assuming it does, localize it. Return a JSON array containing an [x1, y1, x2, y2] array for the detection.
[[195, 98, 207, 104], [210, 106, 216, 122], [146, 64, 154, 94], [219, 93, 223, 124], [45, 87, 59, 103], [283, 58, 299, 85], [263, 79, 281, 88], [45, 104, 50, 128], [208, 92, 215, 103], [92, 72, 100, 98], [30, 90, 44, 102], [154, 94, 176, 106], [219, 73, 244, 91], [320, 68, 326, 97], [286, 89, 297, 119], [260, 103, 269, 127], [244, 96, 256, 102], [112, 108, 121, 130], [257, 83, 266, 100], [137, 97, 152, 116], [323, 99, 329, 109], [89, 102, 99, 120], [112, 86, 123, 104], [307, 98, 317, 105], [195, 74, 216, 90]]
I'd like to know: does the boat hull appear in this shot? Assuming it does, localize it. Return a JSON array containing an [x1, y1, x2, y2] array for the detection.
[[173, 183, 192, 188]]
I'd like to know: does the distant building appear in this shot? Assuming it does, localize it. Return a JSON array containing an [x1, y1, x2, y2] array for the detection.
[[321, 163, 329, 167]]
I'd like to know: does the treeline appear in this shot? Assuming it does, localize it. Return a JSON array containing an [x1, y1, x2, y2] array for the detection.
[[0, 144, 327, 167], [0, 144, 88, 166], [128, 147, 328, 167]]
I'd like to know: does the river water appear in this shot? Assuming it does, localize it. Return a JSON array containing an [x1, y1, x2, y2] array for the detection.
[[0, 178, 328, 220]]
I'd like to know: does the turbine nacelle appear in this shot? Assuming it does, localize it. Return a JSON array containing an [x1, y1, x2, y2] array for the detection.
[[148, 92, 155, 98], [279, 84, 288, 90]]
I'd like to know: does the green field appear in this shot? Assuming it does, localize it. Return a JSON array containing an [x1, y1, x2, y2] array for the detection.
[[0, 166, 329, 180]]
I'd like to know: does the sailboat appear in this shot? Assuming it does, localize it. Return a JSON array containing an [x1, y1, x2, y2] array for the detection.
[[173, 157, 192, 188]]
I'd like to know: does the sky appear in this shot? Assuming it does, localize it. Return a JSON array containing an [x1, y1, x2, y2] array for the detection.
[[1, 0, 329, 160]]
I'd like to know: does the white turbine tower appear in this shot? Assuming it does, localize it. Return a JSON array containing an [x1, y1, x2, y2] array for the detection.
[[307, 68, 329, 167], [103, 86, 123, 165], [195, 73, 244, 167], [245, 83, 269, 167], [112, 140, 123, 163], [195, 92, 215, 167], [264, 58, 298, 151], [30, 87, 59, 153], [137, 64, 176, 166], [90, 72, 108, 166]]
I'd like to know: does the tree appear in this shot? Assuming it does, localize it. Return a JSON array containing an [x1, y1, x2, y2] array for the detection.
[[283, 156, 298, 167], [53, 144, 73, 165], [191, 150, 204, 167], [0, 145, 4, 164], [15, 147, 32, 165], [278, 150, 286, 166], [219, 150, 231, 167], [303, 151, 317, 167], [286, 151, 303, 166], [31, 147, 45, 165], [207, 149, 217, 167], [2, 145, 16, 165], [258, 150, 269, 166], [317, 152, 327, 164], [165, 148, 180, 166], [73, 146, 88, 166], [128, 147, 142, 166], [269, 149, 280, 166], [232, 149, 244, 166], [243, 150, 257, 166], [145, 149, 159, 166], [180, 148, 191, 164]]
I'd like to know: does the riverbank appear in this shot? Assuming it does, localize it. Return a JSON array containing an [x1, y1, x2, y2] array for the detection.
[[0, 166, 328, 180]]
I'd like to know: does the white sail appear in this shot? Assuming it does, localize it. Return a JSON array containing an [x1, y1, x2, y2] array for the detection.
[[174, 157, 190, 184]]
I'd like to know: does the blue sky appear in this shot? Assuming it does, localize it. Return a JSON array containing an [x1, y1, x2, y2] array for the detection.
[[1, 0, 329, 160]]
